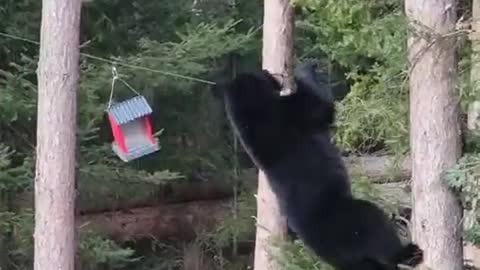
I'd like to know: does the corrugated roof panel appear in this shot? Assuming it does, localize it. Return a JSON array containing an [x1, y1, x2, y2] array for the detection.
[[107, 95, 153, 124]]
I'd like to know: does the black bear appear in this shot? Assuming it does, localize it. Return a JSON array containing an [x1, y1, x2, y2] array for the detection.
[[215, 61, 423, 270]]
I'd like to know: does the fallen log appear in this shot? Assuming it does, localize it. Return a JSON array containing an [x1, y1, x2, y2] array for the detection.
[[75, 155, 410, 213], [14, 155, 411, 214], [77, 199, 231, 242], [76, 180, 412, 243], [239, 155, 411, 183], [77, 179, 234, 215], [344, 155, 411, 183], [16, 180, 233, 214], [373, 182, 412, 214]]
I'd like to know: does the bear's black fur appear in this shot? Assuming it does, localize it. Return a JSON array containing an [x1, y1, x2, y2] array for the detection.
[[216, 61, 423, 270]]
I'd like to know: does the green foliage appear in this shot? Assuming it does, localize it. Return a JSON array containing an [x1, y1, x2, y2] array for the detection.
[[465, 223, 480, 246], [121, 242, 184, 270], [0, 144, 32, 195], [0, 56, 37, 123], [0, 0, 258, 268], [0, 0, 41, 65], [271, 238, 333, 270], [294, 0, 405, 67], [0, 209, 34, 267], [294, 0, 409, 154], [206, 178, 257, 249], [79, 233, 139, 270], [445, 154, 480, 245], [122, 19, 257, 92], [0, 209, 138, 270]]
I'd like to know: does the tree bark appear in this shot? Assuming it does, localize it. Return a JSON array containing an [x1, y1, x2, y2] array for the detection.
[[254, 1, 294, 270], [405, 1, 464, 270], [35, 1, 82, 270]]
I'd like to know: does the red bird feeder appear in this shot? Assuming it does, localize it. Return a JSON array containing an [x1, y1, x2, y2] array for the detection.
[[106, 95, 160, 162]]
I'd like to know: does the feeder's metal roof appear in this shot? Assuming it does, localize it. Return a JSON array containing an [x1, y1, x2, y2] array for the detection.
[[107, 95, 153, 125]]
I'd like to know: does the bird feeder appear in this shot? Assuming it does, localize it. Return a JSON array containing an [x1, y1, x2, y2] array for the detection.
[[106, 95, 160, 162]]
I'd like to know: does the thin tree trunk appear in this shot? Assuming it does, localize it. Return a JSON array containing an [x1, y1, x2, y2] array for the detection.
[[34, 0, 81, 269], [254, 1, 294, 269], [405, 1, 464, 270]]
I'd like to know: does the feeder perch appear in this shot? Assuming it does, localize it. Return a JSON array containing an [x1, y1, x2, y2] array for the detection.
[[106, 95, 160, 162]]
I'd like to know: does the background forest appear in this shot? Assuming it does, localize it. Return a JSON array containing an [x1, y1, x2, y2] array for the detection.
[[1, 0, 480, 269]]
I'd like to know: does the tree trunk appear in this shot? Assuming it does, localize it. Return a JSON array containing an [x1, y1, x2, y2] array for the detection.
[[262, 0, 295, 92], [405, 1, 464, 270], [254, 1, 294, 269], [35, 0, 82, 269]]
